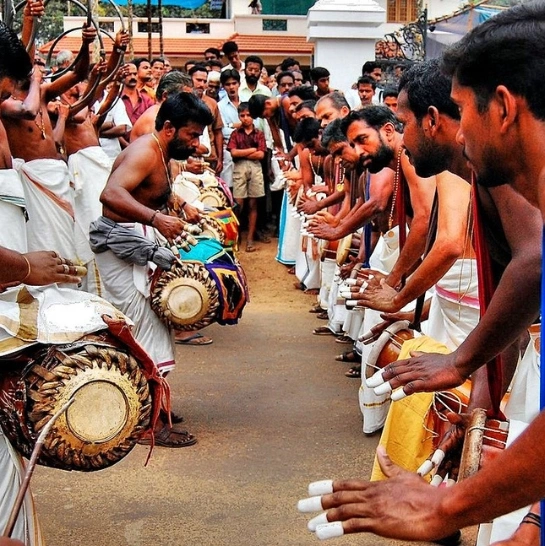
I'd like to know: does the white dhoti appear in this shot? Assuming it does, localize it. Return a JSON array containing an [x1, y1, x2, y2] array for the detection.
[[94, 224, 175, 374], [327, 267, 348, 335], [276, 190, 299, 265], [422, 258, 479, 351], [318, 257, 336, 310], [14, 158, 83, 264], [0, 169, 28, 253], [295, 235, 321, 290], [0, 431, 44, 546], [357, 227, 401, 434], [68, 146, 114, 297], [220, 148, 233, 188]]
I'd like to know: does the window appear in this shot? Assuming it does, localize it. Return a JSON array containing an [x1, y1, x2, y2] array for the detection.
[[263, 19, 287, 31], [387, 0, 418, 23], [137, 22, 161, 33], [186, 23, 210, 33]]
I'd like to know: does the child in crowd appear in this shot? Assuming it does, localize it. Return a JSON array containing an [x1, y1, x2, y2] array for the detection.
[[227, 102, 266, 252]]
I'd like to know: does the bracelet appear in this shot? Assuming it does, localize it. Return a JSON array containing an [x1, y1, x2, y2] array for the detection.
[[521, 513, 541, 528], [115, 46, 126, 54], [150, 210, 159, 226], [181, 201, 188, 209], [20, 255, 31, 283]]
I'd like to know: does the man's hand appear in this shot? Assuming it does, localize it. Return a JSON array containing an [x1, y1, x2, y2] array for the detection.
[[0, 538, 25, 546], [366, 351, 469, 399], [338, 255, 359, 280], [307, 222, 339, 241], [153, 213, 185, 240], [182, 202, 201, 224], [115, 29, 129, 50], [298, 446, 455, 542], [352, 278, 402, 313], [24, 0, 44, 17], [81, 24, 97, 45], [23, 251, 84, 286], [299, 197, 321, 215], [185, 157, 206, 175]]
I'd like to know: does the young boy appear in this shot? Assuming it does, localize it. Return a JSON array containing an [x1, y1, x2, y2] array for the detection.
[[227, 102, 266, 252]]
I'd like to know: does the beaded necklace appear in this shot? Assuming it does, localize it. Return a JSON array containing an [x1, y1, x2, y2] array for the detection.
[[388, 146, 404, 230], [151, 133, 172, 187]]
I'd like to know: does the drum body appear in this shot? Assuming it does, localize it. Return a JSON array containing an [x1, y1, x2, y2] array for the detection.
[[199, 187, 229, 208], [151, 237, 248, 330], [201, 209, 239, 248], [364, 321, 415, 379], [0, 333, 152, 471]]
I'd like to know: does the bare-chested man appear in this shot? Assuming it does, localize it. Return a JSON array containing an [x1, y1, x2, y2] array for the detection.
[[90, 92, 213, 447], [0, 23, 96, 269]]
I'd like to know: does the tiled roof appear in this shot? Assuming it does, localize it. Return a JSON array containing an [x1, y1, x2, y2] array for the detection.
[[39, 33, 313, 58]]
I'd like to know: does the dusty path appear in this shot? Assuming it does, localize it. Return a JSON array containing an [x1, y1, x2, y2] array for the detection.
[[32, 240, 477, 545]]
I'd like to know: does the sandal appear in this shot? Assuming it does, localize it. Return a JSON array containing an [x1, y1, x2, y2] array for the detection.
[[246, 241, 257, 252], [313, 326, 335, 336], [160, 409, 184, 424], [335, 334, 353, 344], [309, 304, 323, 314], [335, 350, 358, 363], [317, 311, 329, 320], [287, 266, 296, 275], [138, 425, 197, 448], [175, 332, 213, 346], [304, 288, 320, 295], [345, 365, 362, 378]]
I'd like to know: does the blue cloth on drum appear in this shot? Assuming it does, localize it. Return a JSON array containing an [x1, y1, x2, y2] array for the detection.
[[89, 216, 176, 270], [178, 236, 227, 264]]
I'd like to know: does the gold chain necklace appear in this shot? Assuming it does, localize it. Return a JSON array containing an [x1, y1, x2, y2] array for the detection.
[[309, 152, 322, 180], [388, 146, 404, 230], [35, 109, 46, 139], [151, 133, 172, 187]]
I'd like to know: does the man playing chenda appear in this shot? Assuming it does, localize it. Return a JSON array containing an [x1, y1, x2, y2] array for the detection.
[[91, 92, 213, 448], [297, 3, 545, 544]]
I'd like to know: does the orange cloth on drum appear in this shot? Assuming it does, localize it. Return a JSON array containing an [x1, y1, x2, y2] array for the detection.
[[371, 336, 451, 481]]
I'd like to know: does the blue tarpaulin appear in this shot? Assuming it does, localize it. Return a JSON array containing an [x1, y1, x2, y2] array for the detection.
[[114, 0, 207, 7]]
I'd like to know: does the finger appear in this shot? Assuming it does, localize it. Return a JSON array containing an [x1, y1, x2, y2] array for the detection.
[[315, 521, 345, 539], [376, 445, 403, 479], [308, 479, 333, 496]]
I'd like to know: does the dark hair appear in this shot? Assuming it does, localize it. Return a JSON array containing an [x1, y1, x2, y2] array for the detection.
[[221, 41, 239, 55], [184, 59, 198, 72], [0, 21, 32, 82], [188, 64, 208, 76], [399, 59, 459, 121], [155, 92, 213, 131], [132, 57, 150, 70], [220, 68, 241, 85], [248, 94, 267, 118], [151, 57, 165, 67], [238, 102, 250, 114], [321, 118, 347, 148], [206, 59, 223, 71], [288, 85, 317, 101], [382, 87, 399, 100], [357, 76, 376, 89], [442, 0, 545, 119], [277, 70, 295, 84], [316, 91, 349, 111], [310, 67, 330, 82], [295, 99, 316, 113], [340, 105, 398, 135], [293, 117, 321, 144], [281, 57, 300, 71], [361, 61, 380, 75], [245, 55, 264, 70], [204, 47, 221, 59], [156, 70, 193, 99]]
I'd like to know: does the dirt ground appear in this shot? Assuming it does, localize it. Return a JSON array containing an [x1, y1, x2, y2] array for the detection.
[[30, 237, 478, 546]]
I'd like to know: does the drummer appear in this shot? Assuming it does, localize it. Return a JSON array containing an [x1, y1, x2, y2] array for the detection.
[[91, 92, 213, 448], [0, 17, 84, 546], [297, 3, 545, 542]]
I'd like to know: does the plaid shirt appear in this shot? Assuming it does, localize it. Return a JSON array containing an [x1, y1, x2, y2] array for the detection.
[[227, 126, 266, 160]]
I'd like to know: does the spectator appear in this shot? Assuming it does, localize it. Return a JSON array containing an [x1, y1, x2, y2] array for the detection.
[[382, 87, 399, 112], [310, 67, 334, 97], [227, 102, 267, 252], [204, 47, 221, 61], [355, 75, 376, 109], [132, 57, 155, 101], [120, 62, 155, 125]]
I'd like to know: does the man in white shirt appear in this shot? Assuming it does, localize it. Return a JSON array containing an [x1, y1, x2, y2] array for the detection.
[[239, 55, 271, 102]]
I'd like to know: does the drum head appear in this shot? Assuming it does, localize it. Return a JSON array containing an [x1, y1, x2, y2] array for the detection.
[[160, 276, 211, 326], [335, 234, 353, 266], [200, 187, 229, 208], [0, 341, 152, 471], [151, 260, 220, 331], [200, 216, 226, 245]]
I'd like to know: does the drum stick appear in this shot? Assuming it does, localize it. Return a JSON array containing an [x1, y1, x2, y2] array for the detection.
[[3, 398, 75, 538]]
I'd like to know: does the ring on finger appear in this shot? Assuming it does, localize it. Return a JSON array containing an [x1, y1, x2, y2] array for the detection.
[[63, 264, 69, 274]]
